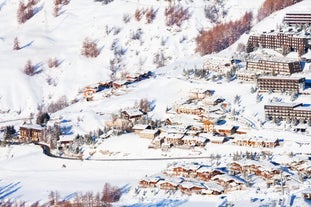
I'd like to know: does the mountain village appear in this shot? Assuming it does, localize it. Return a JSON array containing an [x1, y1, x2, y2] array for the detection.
[[1, 0, 311, 206]]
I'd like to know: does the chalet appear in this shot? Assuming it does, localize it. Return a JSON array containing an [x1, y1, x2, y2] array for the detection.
[[178, 181, 206, 195], [196, 166, 224, 181], [236, 70, 260, 82], [58, 135, 75, 146], [19, 124, 45, 143], [189, 88, 213, 100], [211, 174, 245, 191], [228, 160, 280, 180], [132, 124, 151, 134], [166, 163, 202, 178], [214, 125, 236, 136], [203, 120, 214, 132], [121, 109, 145, 121], [208, 136, 226, 144], [202, 181, 224, 195], [83, 86, 96, 101], [182, 136, 207, 147], [175, 104, 206, 115], [138, 129, 160, 139], [203, 97, 224, 106], [234, 136, 279, 148], [139, 175, 165, 188], [105, 118, 133, 131], [162, 132, 184, 146], [158, 177, 184, 190], [150, 135, 165, 148], [302, 187, 311, 200]]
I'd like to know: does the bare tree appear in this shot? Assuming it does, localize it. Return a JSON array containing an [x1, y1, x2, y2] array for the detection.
[[24, 59, 34, 75], [13, 37, 20, 50]]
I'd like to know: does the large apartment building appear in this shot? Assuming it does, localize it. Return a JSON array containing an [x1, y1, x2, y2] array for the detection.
[[246, 58, 302, 75], [283, 12, 311, 26], [247, 32, 310, 56], [264, 102, 311, 122], [257, 76, 305, 93]]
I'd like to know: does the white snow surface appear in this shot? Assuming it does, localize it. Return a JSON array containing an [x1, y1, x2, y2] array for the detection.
[[1, 0, 311, 206]]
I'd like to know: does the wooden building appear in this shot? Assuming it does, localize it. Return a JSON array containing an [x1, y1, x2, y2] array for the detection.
[[189, 89, 213, 100], [245, 58, 302, 75], [83, 86, 96, 101], [247, 32, 310, 56], [139, 175, 164, 188], [196, 167, 224, 181], [236, 70, 260, 82], [121, 109, 145, 121], [214, 125, 236, 136], [257, 76, 305, 93], [264, 102, 311, 122], [284, 12, 311, 26], [19, 124, 45, 143], [234, 136, 279, 148], [203, 120, 214, 132], [138, 129, 160, 139]]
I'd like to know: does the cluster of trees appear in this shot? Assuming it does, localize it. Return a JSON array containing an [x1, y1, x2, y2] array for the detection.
[[196, 11, 253, 55], [46, 95, 69, 113], [47, 57, 59, 68], [53, 0, 70, 17], [81, 38, 100, 58], [204, 0, 226, 23], [257, 0, 303, 21], [165, 5, 190, 27], [17, 0, 38, 24], [134, 7, 157, 24], [13, 37, 20, 50], [1, 183, 121, 207], [24, 60, 34, 76], [48, 183, 121, 207]]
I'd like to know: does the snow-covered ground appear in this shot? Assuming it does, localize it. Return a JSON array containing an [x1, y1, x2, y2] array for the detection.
[[1, 0, 311, 206]]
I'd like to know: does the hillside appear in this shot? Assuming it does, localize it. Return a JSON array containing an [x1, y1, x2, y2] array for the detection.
[[0, 0, 264, 119]]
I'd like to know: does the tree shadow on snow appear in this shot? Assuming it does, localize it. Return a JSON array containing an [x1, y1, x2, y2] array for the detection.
[[0, 0, 7, 11], [33, 4, 44, 16], [0, 182, 22, 201], [20, 40, 34, 49]]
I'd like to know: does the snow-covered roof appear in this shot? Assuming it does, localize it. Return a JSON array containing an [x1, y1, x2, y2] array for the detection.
[[140, 129, 159, 135], [20, 124, 44, 130], [182, 136, 207, 143], [122, 109, 144, 117], [132, 124, 150, 130], [58, 135, 76, 143], [258, 76, 305, 81], [265, 102, 302, 108], [294, 105, 311, 111], [204, 181, 224, 192]]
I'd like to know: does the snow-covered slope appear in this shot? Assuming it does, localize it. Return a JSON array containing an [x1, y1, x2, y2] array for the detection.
[[0, 0, 264, 118]]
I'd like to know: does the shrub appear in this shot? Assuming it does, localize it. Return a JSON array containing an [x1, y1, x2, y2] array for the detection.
[[145, 7, 157, 23], [48, 57, 59, 68], [17, 1, 34, 24], [257, 0, 303, 21], [196, 11, 253, 55], [13, 37, 20, 50], [81, 38, 100, 58], [165, 5, 190, 27]]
